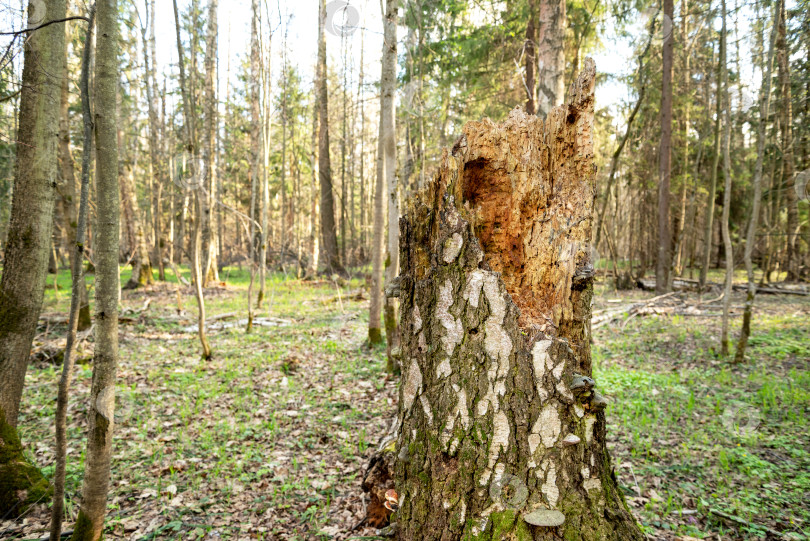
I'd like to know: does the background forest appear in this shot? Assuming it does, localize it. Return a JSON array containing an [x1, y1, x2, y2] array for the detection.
[[0, 0, 808, 539]]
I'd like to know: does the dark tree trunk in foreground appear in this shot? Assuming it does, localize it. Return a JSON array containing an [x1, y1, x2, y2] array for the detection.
[[392, 59, 642, 541], [0, 0, 67, 517]]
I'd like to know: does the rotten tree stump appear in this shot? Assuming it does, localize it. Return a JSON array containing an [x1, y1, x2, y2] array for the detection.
[[389, 58, 643, 540]]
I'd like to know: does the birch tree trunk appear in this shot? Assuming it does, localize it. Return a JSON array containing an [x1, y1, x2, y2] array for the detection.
[[71, 0, 120, 537], [536, 0, 566, 117], [0, 0, 66, 517], [203, 0, 220, 285], [382, 0, 400, 368], [392, 59, 642, 541]]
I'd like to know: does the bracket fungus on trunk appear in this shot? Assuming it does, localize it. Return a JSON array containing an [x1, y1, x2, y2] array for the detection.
[[391, 58, 643, 540]]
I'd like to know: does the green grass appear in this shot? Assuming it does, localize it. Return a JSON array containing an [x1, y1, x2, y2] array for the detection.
[[5, 266, 808, 540], [11, 266, 391, 540], [593, 289, 810, 540]]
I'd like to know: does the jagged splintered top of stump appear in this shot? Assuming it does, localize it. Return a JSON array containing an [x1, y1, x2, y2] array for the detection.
[[403, 58, 597, 336], [394, 58, 643, 541]]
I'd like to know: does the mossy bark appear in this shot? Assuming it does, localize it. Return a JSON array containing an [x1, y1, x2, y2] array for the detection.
[[393, 59, 643, 541], [0, 408, 52, 517]]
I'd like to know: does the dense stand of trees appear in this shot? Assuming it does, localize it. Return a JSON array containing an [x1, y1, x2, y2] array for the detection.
[[0, 0, 807, 536]]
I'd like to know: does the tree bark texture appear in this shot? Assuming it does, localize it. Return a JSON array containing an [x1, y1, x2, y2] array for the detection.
[[71, 0, 120, 537], [0, 0, 67, 517], [393, 59, 642, 541]]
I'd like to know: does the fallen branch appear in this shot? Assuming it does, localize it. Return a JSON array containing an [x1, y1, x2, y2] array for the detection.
[[708, 508, 788, 539], [636, 277, 808, 296]]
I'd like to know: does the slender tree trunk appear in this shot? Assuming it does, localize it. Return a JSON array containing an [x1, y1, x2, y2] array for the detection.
[[0, 0, 67, 517], [203, 0, 220, 285], [699, 43, 723, 289], [381, 0, 400, 370], [246, 0, 260, 329], [369, 109, 385, 345], [70, 1, 119, 537], [173, 0, 211, 359], [318, 0, 344, 274], [536, 0, 566, 116], [358, 27, 366, 255], [655, 0, 674, 294], [340, 31, 348, 264], [392, 60, 643, 541], [735, 0, 777, 363], [719, 0, 733, 357], [51, 8, 95, 538], [280, 49, 288, 265], [308, 79, 320, 277], [58, 18, 91, 330], [257, 25, 271, 305]]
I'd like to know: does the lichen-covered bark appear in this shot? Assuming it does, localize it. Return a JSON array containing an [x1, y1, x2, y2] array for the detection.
[[394, 58, 642, 541]]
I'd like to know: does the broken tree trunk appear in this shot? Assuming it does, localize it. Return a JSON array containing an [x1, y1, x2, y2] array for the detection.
[[392, 58, 642, 540]]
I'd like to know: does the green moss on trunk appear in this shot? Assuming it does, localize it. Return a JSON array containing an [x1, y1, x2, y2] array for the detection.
[[69, 509, 100, 541], [0, 412, 52, 517]]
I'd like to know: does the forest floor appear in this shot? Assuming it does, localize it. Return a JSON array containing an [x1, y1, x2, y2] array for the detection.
[[1, 266, 808, 541]]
